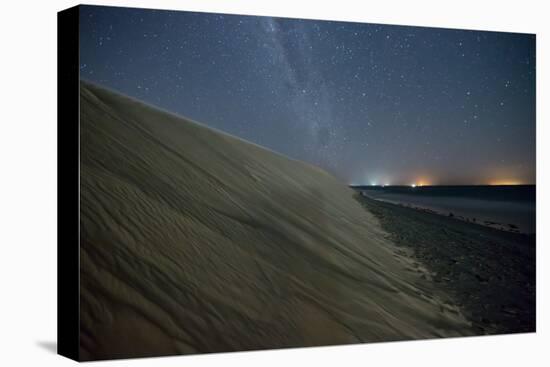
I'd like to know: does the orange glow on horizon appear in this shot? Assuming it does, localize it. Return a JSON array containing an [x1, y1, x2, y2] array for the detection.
[[414, 178, 432, 187], [488, 180, 522, 186]]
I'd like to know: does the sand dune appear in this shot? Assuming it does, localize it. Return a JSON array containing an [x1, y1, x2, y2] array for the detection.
[[79, 81, 473, 361]]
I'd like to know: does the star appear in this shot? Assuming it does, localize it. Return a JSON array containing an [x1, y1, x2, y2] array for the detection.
[[78, 5, 535, 185]]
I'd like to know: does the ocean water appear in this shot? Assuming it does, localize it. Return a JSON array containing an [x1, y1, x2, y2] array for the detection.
[[355, 185, 536, 234]]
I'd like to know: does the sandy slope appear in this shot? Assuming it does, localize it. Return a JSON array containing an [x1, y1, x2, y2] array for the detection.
[[79, 81, 472, 360]]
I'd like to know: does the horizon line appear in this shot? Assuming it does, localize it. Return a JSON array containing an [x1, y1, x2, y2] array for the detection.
[[349, 183, 536, 187]]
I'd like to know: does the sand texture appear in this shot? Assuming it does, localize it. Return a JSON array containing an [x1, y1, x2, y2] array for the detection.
[[79, 81, 473, 361]]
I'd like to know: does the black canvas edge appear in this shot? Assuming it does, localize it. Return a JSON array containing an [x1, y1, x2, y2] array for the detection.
[[57, 5, 80, 362]]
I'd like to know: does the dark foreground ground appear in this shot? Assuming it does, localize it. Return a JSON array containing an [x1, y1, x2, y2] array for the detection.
[[355, 193, 536, 335]]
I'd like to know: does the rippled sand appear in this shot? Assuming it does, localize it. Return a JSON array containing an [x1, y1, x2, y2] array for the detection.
[[79, 81, 473, 361]]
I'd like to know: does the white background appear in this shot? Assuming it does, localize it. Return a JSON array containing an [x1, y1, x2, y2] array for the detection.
[[0, 0, 548, 365]]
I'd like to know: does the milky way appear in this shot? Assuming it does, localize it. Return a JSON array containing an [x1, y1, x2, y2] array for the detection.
[[79, 5, 536, 185]]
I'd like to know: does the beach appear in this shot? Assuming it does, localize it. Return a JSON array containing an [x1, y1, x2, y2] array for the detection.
[[354, 193, 535, 334]]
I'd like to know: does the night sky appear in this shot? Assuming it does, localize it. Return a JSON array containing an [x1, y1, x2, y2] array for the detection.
[[79, 5, 536, 186]]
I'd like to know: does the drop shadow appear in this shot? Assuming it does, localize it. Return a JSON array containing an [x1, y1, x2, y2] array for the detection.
[[36, 340, 57, 354]]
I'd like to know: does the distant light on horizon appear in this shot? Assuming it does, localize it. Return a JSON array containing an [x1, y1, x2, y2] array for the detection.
[[488, 180, 523, 186], [354, 178, 530, 187]]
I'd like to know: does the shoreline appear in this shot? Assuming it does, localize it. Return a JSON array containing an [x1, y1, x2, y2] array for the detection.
[[358, 190, 534, 235], [354, 192, 535, 335]]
